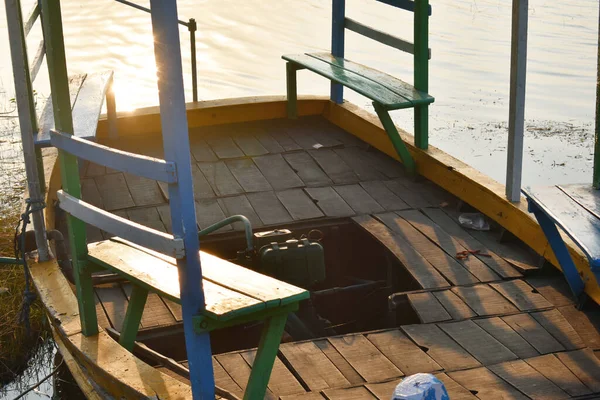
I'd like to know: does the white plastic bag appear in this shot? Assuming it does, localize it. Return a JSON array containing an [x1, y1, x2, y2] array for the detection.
[[391, 373, 449, 400]]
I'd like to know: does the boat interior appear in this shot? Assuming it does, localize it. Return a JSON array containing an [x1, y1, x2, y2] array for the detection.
[[51, 115, 600, 399]]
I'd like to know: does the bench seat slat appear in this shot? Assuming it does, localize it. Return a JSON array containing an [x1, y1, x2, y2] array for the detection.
[[525, 185, 600, 269], [283, 53, 433, 110], [87, 238, 309, 321], [34, 71, 113, 147]]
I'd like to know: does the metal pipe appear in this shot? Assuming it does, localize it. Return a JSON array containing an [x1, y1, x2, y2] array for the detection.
[[198, 215, 253, 251], [0, 257, 24, 265], [311, 280, 383, 297], [188, 18, 198, 102], [114, 0, 189, 27]]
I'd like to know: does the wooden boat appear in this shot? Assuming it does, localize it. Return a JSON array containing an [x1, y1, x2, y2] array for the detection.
[[5, 0, 600, 399]]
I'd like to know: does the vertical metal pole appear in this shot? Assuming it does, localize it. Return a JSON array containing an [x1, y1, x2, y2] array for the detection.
[[594, 2, 600, 189], [331, 0, 345, 103], [413, 0, 429, 150], [149, 1, 214, 398], [506, 0, 528, 202], [5, 0, 50, 261], [188, 18, 198, 102]]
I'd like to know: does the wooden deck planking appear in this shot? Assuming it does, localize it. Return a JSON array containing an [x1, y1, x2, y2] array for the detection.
[[421, 208, 522, 278], [556, 349, 600, 393], [376, 212, 479, 286], [365, 329, 442, 375], [399, 209, 501, 283], [279, 341, 350, 391], [383, 179, 433, 209], [438, 320, 518, 365], [189, 138, 219, 162], [253, 154, 305, 190], [557, 305, 600, 349], [305, 187, 355, 217], [322, 386, 377, 400], [206, 136, 245, 159], [232, 134, 269, 156], [156, 204, 173, 233], [502, 313, 565, 354], [94, 173, 135, 211], [359, 150, 405, 179], [432, 290, 477, 320], [407, 292, 452, 323], [359, 181, 410, 211], [198, 161, 245, 197], [333, 148, 385, 181], [281, 393, 325, 400], [448, 367, 528, 400], [327, 334, 402, 382], [215, 352, 277, 399], [218, 196, 263, 229], [241, 350, 306, 396], [94, 283, 129, 331], [364, 380, 401, 400], [308, 149, 358, 184], [85, 162, 106, 177], [488, 360, 569, 400], [490, 279, 553, 311], [283, 152, 333, 187], [277, 189, 325, 220], [123, 173, 165, 206], [162, 297, 183, 321], [195, 199, 232, 232], [531, 309, 585, 350], [122, 283, 176, 328], [526, 354, 592, 397], [80, 178, 104, 208], [212, 358, 245, 398], [314, 339, 365, 385], [474, 317, 539, 359], [255, 132, 286, 154], [452, 284, 519, 316], [94, 291, 112, 329], [225, 159, 273, 193], [352, 215, 450, 289], [333, 184, 385, 214], [270, 130, 303, 152], [191, 164, 216, 199], [401, 324, 481, 371], [526, 276, 574, 307], [246, 191, 293, 225], [127, 207, 167, 233], [434, 373, 478, 400]]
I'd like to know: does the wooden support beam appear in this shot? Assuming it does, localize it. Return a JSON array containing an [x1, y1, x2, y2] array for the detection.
[[506, 0, 528, 202]]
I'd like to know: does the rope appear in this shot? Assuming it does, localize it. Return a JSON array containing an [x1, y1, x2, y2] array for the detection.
[[13, 198, 46, 337]]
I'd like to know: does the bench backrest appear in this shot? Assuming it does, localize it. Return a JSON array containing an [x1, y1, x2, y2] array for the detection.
[[330, 0, 431, 103]]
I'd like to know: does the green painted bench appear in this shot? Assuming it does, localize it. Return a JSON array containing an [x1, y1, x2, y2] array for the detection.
[[283, 0, 433, 176]]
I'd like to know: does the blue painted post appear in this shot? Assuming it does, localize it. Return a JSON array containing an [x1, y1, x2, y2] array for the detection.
[[148, 1, 214, 398], [331, 0, 345, 103]]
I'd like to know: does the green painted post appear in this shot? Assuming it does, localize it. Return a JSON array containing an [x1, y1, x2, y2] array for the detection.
[[413, 0, 429, 150], [286, 62, 298, 119], [119, 286, 148, 351], [41, 0, 98, 336], [243, 313, 288, 400], [373, 102, 416, 176], [594, 2, 600, 189]]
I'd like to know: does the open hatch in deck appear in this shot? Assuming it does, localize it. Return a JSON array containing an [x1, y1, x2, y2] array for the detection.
[[54, 114, 600, 399]]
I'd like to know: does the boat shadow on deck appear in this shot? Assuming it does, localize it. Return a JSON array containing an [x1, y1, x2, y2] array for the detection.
[[55, 115, 600, 399]]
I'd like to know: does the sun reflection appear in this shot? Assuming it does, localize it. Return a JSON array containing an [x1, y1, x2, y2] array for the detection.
[[111, 53, 159, 112]]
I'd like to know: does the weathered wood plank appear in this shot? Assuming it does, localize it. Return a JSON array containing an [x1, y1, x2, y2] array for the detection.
[[434, 373, 478, 400], [156, 204, 173, 233], [422, 208, 522, 278], [122, 283, 175, 328], [198, 161, 245, 197], [225, 159, 273, 193], [432, 290, 476, 320], [488, 360, 569, 400], [407, 292, 452, 323], [502, 313, 565, 354], [556, 349, 600, 393], [401, 324, 481, 371], [253, 154, 305, 190], [438, 320, 518, 365], [189, 138, 218, 162], [399, 209, 501, 282], [308, 149, 358, 184], [241, 350, 305, 396], [95, 283, 129, 331], [333, 184, 385, 214], [191, 164, 216, 199], [81, 178, 104, 209], [490, 279, 553, 311], [246, 191, 293, 225], [364, 380, 401, 400], [377, 212, 478, 286], [452, 285, 519, 316], [305, 187, 354, 217], [162, 297, 182, 321], [531, 309, 585, 350], [322, 386, 376, 400], [384, 179, 433, 208], [206, 136, 245, 159], [232, 134, 269, 156], [526, 276, 574, 307], [94, 292, 112, 330], [328, 334, 402, 382], [284, 152, 333, 187], [359, 181, 410, 211], [280, 392, 325, 400], [352, 215, 449, 289], [279, 341, 350, 391], [314, 339, 364, 385], [526, 354, 591, 397], [270, 130, 303, 152], [212, 358, 244, 398], [366, 329, 442, 375], [361, 150, 405, 179], [218, 195, 263, 229], [95, 173, 135, 211], [474, 317, 539, 359], [127, 207, 167, 233], [448, 367, 528, 400], [215, 353, 277, 399], [334, 148, 385, 181], [194, 199, 231, 232], [255, 131, 285, 154], [277, 189, 325, 221], [557, 305, 600, 349], [123, 173, 165, 206]]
